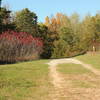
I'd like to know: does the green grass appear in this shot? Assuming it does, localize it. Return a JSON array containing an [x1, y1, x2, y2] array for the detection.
[[57, 63, 91, 74], [0, 60, 53, 100], [76, 53, 100, 69], [0, 53, 100, 99], [57, 63, 97, 88], [57, 54, 100, 88]]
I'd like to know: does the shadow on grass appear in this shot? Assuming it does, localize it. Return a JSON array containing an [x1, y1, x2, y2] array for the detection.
[[42, 51, 86, 60], [0, 61, 15, 65], [0, 51, 86, 65]]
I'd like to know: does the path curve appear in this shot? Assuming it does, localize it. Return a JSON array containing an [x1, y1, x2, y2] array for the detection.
[[47, 58, 100, 99], [48, 58, 100, 88]]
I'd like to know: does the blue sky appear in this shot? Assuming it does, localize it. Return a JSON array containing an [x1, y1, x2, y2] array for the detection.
[[2, 0, 100, 22]]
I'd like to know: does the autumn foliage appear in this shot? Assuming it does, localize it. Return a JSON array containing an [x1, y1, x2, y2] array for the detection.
[[0, 31, 43, 63]]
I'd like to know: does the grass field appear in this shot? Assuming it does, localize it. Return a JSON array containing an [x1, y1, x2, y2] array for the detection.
[[0, 53, 100, 100], [57, 63, 91, 74], [76, 53, 100, 69], [57, 63, 96, 88], [57, 53, 100, 88], [0, 60, 53, 100]]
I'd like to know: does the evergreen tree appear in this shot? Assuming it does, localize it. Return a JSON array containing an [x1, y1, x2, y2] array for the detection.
[[14, 8, 37, 36]]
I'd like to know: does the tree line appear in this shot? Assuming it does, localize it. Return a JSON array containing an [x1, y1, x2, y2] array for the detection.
[[0, 7, 100, 63], [44, 13, 100, 58]]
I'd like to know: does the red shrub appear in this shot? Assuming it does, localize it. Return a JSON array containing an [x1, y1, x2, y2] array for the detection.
[[0, 31, 43, 63]]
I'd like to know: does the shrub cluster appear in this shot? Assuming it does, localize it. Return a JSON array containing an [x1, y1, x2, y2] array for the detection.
[[0, 31, 43, 63]]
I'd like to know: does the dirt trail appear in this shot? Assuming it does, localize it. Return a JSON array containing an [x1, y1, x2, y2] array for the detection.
[[47, 58, 100, 99]]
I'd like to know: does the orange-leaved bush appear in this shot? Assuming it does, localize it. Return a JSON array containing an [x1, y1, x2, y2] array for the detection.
[[0, 31, 43, 63]]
